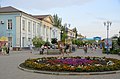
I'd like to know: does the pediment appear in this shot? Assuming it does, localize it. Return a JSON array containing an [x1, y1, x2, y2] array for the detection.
[[43, 15, 53, 24]]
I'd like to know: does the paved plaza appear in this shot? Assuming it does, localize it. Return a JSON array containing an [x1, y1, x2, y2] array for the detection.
[[0, 48, 120, 79]]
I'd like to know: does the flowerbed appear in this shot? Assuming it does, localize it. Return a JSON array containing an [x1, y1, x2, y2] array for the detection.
[[20, 56, 120, 72]]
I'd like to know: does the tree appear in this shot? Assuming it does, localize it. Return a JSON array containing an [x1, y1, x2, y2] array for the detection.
[[60, 24, 68, 42], [53, 14, 62, 28], [72, 39, 84, 46], [72, 27, 78, 38], [117, 36, 120, 46], [32, 36, 45, 48], [61, 32, 67, 42]]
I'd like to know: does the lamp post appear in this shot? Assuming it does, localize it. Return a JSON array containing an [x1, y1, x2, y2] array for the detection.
[[61, 30, 63, 41], [104, 21, 112, 54], [119, 31, 120, 37]]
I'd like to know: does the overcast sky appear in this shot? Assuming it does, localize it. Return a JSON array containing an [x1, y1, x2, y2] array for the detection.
[[1, 0, 120, 38]]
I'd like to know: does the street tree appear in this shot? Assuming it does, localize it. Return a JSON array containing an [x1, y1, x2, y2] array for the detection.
[[32, 36, 45, 48], [53, 14, 62, 28]]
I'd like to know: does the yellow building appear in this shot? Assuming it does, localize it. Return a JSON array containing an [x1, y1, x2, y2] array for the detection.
[[65, 28, 76, 44], [77, 33, 85, 40], [34, 15, 61, 42]]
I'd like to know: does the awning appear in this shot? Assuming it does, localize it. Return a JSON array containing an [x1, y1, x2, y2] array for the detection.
[[0, 36, 8, 41]]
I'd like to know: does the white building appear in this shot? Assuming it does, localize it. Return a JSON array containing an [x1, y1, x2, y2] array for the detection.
[[0, 6, 61, 50]]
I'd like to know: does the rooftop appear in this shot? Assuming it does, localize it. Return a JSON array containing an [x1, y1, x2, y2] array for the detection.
[[0, 6, 21, 13]]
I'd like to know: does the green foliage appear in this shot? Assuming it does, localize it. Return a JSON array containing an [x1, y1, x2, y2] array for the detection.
[[1, 46, 7, 51], [117, 37, 120, 46], [51, 38, 57, 44], [44, 41, 51, 46], [105, 39, 120, 54], [110, 49, 120, 54], [86, 40, 96, 45], [72, 39, 83, 46], [61, 32, 67, 42], [72, 27, 78, 38], [53, 14, 62, 28], [32, 36, 45, 48]]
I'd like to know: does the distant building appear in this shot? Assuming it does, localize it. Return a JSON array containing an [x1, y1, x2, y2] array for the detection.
[[77, 33, 85, 40], [0, 6, 61, 49], [67, 28, 76, 39]]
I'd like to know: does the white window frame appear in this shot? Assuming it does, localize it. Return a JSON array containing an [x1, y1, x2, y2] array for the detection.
[[8, 19, 12, 29], [28, 22, 31, 32], [22, 20, 25, 31]]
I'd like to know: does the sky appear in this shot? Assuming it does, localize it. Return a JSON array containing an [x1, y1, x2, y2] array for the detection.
[[0, 0, 120, 39]]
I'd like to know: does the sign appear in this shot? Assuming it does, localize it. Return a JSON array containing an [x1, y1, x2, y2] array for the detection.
[[104, 39, 112, 48]]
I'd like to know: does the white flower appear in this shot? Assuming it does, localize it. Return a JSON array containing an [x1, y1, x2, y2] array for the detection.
[[95, 64, 101, 66], [107, 61, 114, 65]]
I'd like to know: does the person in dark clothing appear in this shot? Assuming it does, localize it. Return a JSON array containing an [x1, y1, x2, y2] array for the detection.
[[6, 47, 10, 55], [83, 45, 87, 53]]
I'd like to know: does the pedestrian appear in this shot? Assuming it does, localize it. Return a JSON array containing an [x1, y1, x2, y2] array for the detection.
[[0, 47, 2, 55], [29, 44, 32, 53], [6, 47, 10, 55], [39, 45, 44, 54], [83, 45, 87, 53], [60, 43, 65, 56]]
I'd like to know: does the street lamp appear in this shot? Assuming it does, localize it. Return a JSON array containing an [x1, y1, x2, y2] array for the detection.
[[119, 31, 120, 37], [104, 21, 112, 54], [61, 30, 63, 41]]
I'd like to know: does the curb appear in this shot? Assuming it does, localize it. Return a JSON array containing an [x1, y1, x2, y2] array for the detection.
[[18, 65, 120, 75]]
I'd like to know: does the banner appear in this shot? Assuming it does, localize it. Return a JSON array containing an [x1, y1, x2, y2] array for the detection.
[[104, 39, 112, 48]]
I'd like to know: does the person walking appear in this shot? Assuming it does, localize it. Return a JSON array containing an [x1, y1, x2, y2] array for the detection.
[[39, 45, 44, 54], [83, 45, 87, 53], [29, 44, 33, 53], [60, 43, 65, 56], [6, 47, 10, 55]]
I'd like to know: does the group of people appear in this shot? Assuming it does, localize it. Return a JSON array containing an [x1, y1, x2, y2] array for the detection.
[[60, 43, 72, 56], [29, 42, 73, 56], [83, 44, 97, 54]]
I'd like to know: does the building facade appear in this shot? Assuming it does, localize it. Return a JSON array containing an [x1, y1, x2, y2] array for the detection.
[[67, 29, 76, 39], [34, 15, 61, 42], [0, 6, 61, 49]]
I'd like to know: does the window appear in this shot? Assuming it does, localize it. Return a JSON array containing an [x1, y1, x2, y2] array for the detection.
[[28, 38, 31, 45], [28, 38, 31, 42], [22, 37, 25, 47], [37, 23, 40, 36], [33, 22, 35, 33], [43, 25, 45, 35], [22, 20, 25, 30], [53, 30, 55, 38], [28, 22, 31, 32], [46, 27, 48, 36], [8, 19, 12, 29]]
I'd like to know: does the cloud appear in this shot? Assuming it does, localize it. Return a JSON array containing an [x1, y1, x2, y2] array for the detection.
[[2, 0, 94, 10]]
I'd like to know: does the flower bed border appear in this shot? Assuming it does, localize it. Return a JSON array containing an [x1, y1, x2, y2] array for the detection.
[[18, 64, 120, 75], [18, 56, 120, 75]]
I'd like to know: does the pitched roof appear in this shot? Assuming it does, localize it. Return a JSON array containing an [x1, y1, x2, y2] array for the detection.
[[33, 15, 50, 20], [0, 6, 21, 13], [33, 15, 54, 24], [0, 6, 40, 21]]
